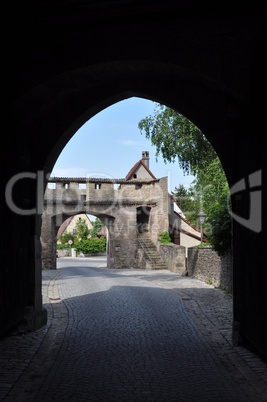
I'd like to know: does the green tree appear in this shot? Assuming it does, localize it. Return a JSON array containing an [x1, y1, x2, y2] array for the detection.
[[57, 232, 75, 249], [58, 232, 75, 247], [89, 217, 104, 238], [207, 185, 232, 256], [188, 157, 229, 226], [138, 103, 231, 255], [75, 218, 90, 239], [172, 184, 194, 215], [138, 103, 217, 176]]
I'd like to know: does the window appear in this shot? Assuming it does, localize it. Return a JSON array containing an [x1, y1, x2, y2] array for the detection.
[[135, 184, 142, 190], [48, 182, 56, 189], [81, 195, 86, 201], [63, 183, 69, 189], [95, 183, 101, 190], [133, 174, 137, 178], [78, 183, 86, 189]]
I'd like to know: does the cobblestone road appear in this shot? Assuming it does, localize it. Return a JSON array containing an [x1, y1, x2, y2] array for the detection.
[[1, 257, 266, 401]]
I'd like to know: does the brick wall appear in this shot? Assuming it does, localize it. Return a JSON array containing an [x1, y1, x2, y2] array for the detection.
[[187, 246, 232, 292]]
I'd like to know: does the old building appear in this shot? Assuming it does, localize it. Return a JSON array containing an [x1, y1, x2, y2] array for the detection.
[[41, 173, 169, 269], [41, 151, 202, 268], [57, 213, 93, 239], [126, 151, 204, 252]]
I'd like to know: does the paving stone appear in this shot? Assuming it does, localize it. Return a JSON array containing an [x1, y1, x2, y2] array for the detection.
[[0, 258, 266, 401]]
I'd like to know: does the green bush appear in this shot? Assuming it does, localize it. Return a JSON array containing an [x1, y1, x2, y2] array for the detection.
[[196, 242, 211, 249], [57, 232, 75, 248], [57, 243, 72, 250], [75, 236, 107, 255], [158, 231, 172, 244]]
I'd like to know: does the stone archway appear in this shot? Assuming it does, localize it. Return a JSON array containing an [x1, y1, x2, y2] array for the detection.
[[3, 3, 266, 357], [41, 176, 168, 270], [41, 211, 113, 270]]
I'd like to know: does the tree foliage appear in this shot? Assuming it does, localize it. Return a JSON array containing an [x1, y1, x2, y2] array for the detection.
[[74, 236, 106, 255], [139, 103, 232, 256], [172, 184, 194, 217], [75, 218, 90, 239], [74, 217, 107, 255], [188, 157, 229, 225], [158, 231, 172, 244], [58, 232, 75, 248], [89, 217, 105, 238], [138, 104, 217, 176], [207, 186, 232, 256]]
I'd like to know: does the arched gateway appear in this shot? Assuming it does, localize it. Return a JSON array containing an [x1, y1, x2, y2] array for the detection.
[[3, 2, 266, 357], [41, 176, 168, 269]]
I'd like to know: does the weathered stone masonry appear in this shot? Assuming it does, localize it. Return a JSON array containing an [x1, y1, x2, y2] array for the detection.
[[187, 247, 232, 292], [41, 176, 169, 269]]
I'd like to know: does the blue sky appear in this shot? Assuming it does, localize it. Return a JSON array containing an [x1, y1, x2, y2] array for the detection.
[[51, 97, 195, 194]]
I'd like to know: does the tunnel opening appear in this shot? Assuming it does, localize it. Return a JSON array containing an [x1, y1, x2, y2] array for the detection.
[[2, 4, 266, 360], [43, 97, 232, 280], [41, 199, 112, 270], [56, 213, 108, 260]]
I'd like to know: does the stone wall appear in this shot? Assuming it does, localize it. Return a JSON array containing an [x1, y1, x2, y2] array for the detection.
[[42, 177, 169, 269], [41, 213, 58, 270], [187, 246, 232, 292], [57, 249, 71, 257], [157, 243, 186, 273]]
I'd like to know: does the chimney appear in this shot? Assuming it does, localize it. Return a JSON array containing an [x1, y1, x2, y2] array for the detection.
[[142, 151, 149, 169]]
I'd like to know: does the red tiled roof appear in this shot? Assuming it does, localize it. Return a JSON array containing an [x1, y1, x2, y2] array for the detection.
[[97, 226, 108, 237], [168, 192, 178, 203], [57, 216, 73, 237], [169, 192, 207, 236], [176, 211, 201, 233], [125, 160, 156, 180], [173, 210, 207, 238]]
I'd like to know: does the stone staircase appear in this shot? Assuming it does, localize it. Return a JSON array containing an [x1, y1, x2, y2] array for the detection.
[[136, 232, 168, 270]]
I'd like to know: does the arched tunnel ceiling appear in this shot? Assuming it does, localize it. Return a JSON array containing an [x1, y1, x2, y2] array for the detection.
[[10, 1, 264, 100], [8, 2, 266, 183]]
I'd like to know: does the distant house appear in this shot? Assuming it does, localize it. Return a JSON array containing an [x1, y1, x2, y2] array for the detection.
[[57, 213, 93, 240], [96, 225, 108, 238], [57, 213, 108, 242], [126, 151, 206, 254]]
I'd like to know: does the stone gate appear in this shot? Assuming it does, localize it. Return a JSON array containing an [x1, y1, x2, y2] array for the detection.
[[41, 176, 169, 269]]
